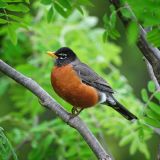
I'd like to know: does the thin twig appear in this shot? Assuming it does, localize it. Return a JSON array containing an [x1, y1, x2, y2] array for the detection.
[[144, 58, 160, 90], [0, 59, 112, 160]]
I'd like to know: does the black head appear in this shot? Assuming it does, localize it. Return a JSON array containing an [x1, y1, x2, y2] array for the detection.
[[53, 47, 77, 66]]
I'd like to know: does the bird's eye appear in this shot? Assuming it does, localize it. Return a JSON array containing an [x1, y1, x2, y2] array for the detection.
[[59, 53, 67, 59]]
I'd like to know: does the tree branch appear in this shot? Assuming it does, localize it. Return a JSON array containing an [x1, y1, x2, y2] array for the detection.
[[107, 2, 160, 158], [144, 58, 160, 90], [108, 0, 160, 85], [0, 59, 112, 160]]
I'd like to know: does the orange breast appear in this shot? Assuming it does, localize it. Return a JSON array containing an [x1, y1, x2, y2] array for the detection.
[[51, 64, 99, 108]]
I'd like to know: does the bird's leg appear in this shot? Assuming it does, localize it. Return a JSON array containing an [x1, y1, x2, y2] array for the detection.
[[66, 107, 84, 124], [68, 107, 83, 120], [71, 106, 84, 116]]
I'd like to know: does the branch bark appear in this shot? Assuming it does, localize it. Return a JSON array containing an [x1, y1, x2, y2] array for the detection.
[[0, 59, 112, 160], [108, 0, 160, 85], [144, 58, 160, 90]]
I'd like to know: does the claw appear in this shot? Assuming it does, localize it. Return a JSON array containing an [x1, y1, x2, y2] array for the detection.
[[66, 107, 84, 124], [71, 107, 84, 116]]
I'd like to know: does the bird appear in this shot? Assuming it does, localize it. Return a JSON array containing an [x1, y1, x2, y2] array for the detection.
[[48, 47, 137, 121]]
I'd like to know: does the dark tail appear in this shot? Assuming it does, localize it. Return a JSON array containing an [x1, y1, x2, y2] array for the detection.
[[105, 98, 137, 121]]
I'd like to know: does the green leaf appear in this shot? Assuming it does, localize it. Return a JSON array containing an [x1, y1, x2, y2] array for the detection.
[[109, 4, 115, 12], [0, 78, 9, 96], [58, 0, 72, 10], [78, 0, 93, 6], [147, 29, 160, 47], [144, 117, 160, 128], [120, 7, 132, 18], [41, 0, 52, 5], [110, 28, 120, 39], [148, 101, 160, 116], [8, 14, 23, 22], [141, 89, 148, 102], [47, 6, 54, 23], [139, 143, 150, 159], [0, 18, 8, 24], [103, 14, 109, 24], [110, 11, 116, 28], [154, 92, 160, 100], [54, 2, 68, 18], [76, 6, 83, 15], [103, 11, 120, 40], [103, 31, 108, 42], [145, 108, 160, 121], [130, 139, 138, 155], [119, 134, 133, 146], [6, 4, 29, 13], [127, 21, 139, 45], [8, 24, 17, 45], [25, 0, 30, 4], [0, 0, 8, 8], [0, 128, 18, 160], [148, 81, 156, 92]]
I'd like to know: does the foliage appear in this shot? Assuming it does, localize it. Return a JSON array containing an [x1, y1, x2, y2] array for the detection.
[[0, 127, 18, 160], [103, 5, 120, 41], [103, 0, 160, 47], [0, 0, 93, 45], [126, 0, 160, 47], [0, 0, 30, 44], [141, 81, 160, 128], [0, 0, 159, 160]]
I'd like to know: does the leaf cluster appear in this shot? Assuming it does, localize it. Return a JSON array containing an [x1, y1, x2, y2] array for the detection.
[[141, 81, 160, 128], [0, 0, 30, 44], [0, 127, 18, 160], [103, 0, 160, 47]]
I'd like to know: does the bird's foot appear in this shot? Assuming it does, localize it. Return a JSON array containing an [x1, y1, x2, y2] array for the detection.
[[71, 107, 84, 116], [66, 107, 84, 124]]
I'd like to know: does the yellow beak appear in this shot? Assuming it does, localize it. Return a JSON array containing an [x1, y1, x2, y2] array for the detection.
[[47, 51, 58, 58]]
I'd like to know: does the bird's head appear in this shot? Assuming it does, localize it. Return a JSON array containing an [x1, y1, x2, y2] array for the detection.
[[47, 47, 77, 66]]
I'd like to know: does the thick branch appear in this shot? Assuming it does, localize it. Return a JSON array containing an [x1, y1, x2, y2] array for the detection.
[[108, 0, 160, 85], [0, 59, 112, 160]]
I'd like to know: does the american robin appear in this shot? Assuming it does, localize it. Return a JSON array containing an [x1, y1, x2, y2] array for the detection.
[[48, 47, 137, 121]]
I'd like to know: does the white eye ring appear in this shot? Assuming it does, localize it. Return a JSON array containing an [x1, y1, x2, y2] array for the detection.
[[59, 53, 67, 59], [59, 53, 67, 56]]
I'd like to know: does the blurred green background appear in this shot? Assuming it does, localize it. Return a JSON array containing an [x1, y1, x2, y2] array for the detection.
[[0, 0, 159, 160]]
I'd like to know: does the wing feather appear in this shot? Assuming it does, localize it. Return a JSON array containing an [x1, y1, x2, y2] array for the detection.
[[73, 62, 114, 93]]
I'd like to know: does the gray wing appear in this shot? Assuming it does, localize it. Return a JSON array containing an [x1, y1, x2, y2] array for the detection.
[[73, 62, 114, 93]]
